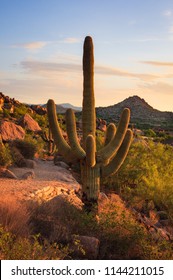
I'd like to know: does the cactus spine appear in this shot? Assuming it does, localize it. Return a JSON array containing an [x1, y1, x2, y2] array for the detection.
[[47, 36, 132, 204]]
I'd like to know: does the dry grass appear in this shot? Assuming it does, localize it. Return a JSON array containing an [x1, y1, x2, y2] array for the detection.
[[0, 195, 31, 237]]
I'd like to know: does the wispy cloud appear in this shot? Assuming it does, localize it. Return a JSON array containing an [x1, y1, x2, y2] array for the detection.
[[20, 60, 161, 82], [163, 10, 172, 17], [21, 60, 81, 74], [59, 37, 81, 44], [140, 60, 173, 67], [140, 81, 173, 96], [95, 65, 159, 81], [12, 41, 49, 50]]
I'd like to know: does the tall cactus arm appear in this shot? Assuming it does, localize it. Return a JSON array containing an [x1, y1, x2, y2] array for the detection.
[[82, 36, 96, 148], [104, 123, 116, 146], [66, 108, 86, 160], [47, 99, 75, 162], [86, 134, 96, 167], [101, 129, 133, 178], [97, 108, 130, 162]]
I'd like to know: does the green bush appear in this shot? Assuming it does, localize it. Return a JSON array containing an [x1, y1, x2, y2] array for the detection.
[[12, 139, 37, 159], [13, 104, 29, 118], [104, 140, 173, 220], [0, 226, 70, 260], [0, 144, 12, 167]]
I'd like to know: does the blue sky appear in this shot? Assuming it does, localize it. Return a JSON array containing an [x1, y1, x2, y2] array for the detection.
[[1, 0, 173, 111]]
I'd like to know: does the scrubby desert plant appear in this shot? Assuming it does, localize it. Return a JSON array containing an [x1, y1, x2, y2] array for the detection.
[[0, 143, 12, 167], [0, 195, 31, 237], [12, 139, 37, 159]]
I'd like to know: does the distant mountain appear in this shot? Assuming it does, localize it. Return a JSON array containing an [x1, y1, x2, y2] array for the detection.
[[96, 95, 173, 129], [42, 103, 81, 113], [59, 103, 82, 111]]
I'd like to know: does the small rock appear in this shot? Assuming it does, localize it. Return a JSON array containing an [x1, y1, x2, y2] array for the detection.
[[157, 211, 168, 220], [157, 228, 170, 241], [25, 159, 36, 169], [54, 161, 69, 169], [22, 171, 35, 180], [98, 192, 109, 204]]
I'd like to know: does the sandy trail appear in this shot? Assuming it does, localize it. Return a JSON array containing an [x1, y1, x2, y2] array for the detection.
[[0, 159, 80, 200]]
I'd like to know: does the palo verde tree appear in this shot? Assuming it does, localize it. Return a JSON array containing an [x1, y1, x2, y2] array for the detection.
[[47, 36, 132, 206]]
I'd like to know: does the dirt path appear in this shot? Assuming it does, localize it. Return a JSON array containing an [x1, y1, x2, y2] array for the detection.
[[0, 159, 81, 200]]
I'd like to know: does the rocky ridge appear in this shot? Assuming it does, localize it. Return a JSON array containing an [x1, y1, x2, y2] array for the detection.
[[96, 95, 173, 129]]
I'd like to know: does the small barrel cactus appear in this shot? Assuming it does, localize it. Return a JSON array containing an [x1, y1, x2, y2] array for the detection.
[[47, 36, 132, 205]]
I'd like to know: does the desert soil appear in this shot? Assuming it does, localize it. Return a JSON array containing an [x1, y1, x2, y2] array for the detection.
[[0, 159, 81, 200]]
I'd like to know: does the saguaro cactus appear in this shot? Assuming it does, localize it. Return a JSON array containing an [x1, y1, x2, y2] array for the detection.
[[41, 127, 55, 156], [47, 36, 132, 204]]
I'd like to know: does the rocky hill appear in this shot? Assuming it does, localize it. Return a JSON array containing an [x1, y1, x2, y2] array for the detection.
[[96, 95, 173, 130]]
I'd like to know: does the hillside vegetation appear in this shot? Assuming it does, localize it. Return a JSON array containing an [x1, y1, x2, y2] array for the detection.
[[0, 91, 173, 259]]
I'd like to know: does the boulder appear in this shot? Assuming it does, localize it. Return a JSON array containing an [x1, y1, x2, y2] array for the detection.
[[0, 120, 25, 141], [0, 168, 18, 179], [71, 235, 100, 259], [18, 113, 41, 132], [96, 118, 107, 132], [31, 105, 47, 115]]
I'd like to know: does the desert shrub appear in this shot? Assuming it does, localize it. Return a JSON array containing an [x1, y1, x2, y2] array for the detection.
[[25, 133, 45, 157], [3, 109, 10, 118], [9, 145, 26, 167], [0, 195, 30, 237], [32, 114, 48, 129], [144, 129, 156, 138], [0, 196, 71, 260], [96, 130, 104, 150], [29, 194, 173, 260], [13, 104, 28, 118], [12, 139, 37, 159], [104, 140, 173, 220], [0, 144, 12, 167], [97, 197, 173, 260], [0, 227, 70, 260]]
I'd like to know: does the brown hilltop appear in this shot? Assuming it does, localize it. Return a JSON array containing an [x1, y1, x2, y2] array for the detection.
[[96, 95, 173, 129]]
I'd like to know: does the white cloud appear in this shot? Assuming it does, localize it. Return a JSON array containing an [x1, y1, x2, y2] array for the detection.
[[20, 59, 161, 82], [60, 37, 81, 44], [140, 60, 173, 67], [12, 41, 49, 50], [139, 81, 173, 96]]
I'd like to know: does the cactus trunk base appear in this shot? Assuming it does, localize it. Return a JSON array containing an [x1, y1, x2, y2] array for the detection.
[[81, 162, 100, 210]]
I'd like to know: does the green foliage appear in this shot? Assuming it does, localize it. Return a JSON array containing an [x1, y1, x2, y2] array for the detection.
[[0, 226, 70, 260], [144, 129, 156, 137], [97, 200, 173, 260], [0, 144, 12, 167], [104, 140, 173, 220], [12, 139, 37, 159], [96, 130, 104, 150], [13, 104, 29, 118], [3, 109, 10, 118], [32, 114, 48, 129]]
